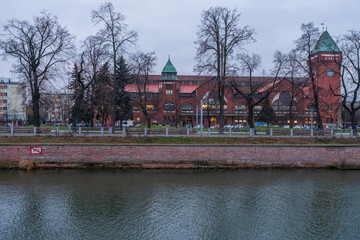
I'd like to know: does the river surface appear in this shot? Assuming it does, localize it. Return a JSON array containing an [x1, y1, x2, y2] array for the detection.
[[1, 170, 360, 240]]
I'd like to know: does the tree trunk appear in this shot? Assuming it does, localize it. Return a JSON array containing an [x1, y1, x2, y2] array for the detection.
[[351, 111, 357, 135], [218, 85, 225, 134], [32, 87, 41, 127], [247, 106, 254, 129]]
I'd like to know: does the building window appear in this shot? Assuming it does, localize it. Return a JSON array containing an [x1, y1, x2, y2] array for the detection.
[[4, 86, 7, 89], [235, 104, 246, 112], [146, 105, 154, 111], [3, 100, 7, 104], [164, 102, 175, 111], [133, 106, 139, 112], [3, 107, 7, 110], [4, 92, 7, 96], [166, 84, 173, 95], [273, 92, 297, 112], [181, 103, 193, 112]]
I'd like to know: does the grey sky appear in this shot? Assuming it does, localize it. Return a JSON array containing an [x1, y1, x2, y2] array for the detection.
[[1, 0, 359, 82]]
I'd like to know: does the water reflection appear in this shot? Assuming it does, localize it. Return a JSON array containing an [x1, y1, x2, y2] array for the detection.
[[0, 170, 360, 239]]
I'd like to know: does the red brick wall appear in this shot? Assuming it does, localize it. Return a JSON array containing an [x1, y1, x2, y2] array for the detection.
[[0, 144, 359, 169]]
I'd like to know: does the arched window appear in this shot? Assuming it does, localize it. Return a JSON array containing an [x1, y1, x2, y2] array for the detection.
[[164, 102, 175, 111], [181, 103, 193, 112], [272, 92, 297, 112]]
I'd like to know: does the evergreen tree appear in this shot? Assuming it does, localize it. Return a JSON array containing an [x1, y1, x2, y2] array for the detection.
[[258, 97, 276, 129], [113, 56, 133, 125], [93, 62, 112, 126]]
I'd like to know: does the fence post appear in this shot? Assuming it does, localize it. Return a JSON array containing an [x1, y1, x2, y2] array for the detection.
[[331, 129, 334, 138], [187, 127, 190, 137], [145, 128, 147, 136], [310, 128, 314, 138], [350, 129, 353, 138], [229, 128, 232, 138], [11, 126, 14, 136], [270, 128, 273, 137], [109, 127, 113, 135], [166, 128, 169, 137], [79, 127, 82, 137], [208, 128, 211, 137], [33, 126, 37, 136], [56, 127, 60, 136], [290, 129, 293, 138], [101, 127, 104, 136], [122, 128, 126, 137], [68, 125, 71, 132]]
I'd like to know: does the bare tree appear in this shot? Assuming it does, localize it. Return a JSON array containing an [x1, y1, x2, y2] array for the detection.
[[0, 11, 74, 127], [195, 6, 255, 134], [130, 51, 157, 128], [68, 53, 97, 130], [284, 51, 308, 128], [331, 30, 360, 134], [231, 51, 287, 128], [82, 35, 108, 127], [92, 2, 137, 127], [293, 23, 324, 129]]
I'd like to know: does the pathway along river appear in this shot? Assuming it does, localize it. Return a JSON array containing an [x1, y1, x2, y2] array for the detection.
[[1, 170, 360, 239]]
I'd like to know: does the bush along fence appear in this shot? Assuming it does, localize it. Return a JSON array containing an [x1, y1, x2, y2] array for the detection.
[[0, 126, 358, 138]]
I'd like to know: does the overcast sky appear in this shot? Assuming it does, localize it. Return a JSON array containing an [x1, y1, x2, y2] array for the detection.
[[1, 0, 359, 83]]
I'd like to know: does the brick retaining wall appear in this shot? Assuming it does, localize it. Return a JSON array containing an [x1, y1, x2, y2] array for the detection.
[[0, 144, 359, 169]]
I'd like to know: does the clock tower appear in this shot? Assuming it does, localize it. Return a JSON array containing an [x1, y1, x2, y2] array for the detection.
[[310, 31, 342, 126]]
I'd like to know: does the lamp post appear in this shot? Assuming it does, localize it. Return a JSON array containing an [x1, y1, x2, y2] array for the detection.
[[200, 99, 203, 136]]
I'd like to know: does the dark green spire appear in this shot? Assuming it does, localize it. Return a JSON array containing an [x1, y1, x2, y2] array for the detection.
[[312, 31, 341, 54], [162, 58, 177, 73], [160, 57, 179, 81]]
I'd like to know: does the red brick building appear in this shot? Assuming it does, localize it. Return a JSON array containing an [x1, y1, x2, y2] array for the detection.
[[126, 31, 342, 128]]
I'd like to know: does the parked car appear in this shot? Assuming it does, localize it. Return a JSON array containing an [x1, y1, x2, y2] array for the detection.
[[210, 125, 220, 129], [293, 125, 302, 129], [224, 124, 234, 129], [194, 124, 203, 129], [234, 124, 244, 129], [283, 125, 290, 128]]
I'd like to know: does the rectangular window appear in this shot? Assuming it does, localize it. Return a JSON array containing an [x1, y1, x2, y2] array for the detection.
[[4, 92, 7, 96]]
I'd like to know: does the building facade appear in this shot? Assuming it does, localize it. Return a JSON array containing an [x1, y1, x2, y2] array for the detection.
[[0, 78, 26, 126], [40, 93, 72, 125], [126, 31, 342, 128]]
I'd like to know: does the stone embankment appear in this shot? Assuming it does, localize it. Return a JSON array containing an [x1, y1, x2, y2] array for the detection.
[[0, 144, 359, 169]]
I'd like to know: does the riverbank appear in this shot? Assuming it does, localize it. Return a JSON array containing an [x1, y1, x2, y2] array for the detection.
[[1, 137, 359, 170]]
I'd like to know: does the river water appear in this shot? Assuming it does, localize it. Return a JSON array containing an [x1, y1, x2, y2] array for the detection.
[[1, 170, 360, 240]]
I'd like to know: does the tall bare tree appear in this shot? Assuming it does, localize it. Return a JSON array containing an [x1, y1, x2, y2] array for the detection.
[[92, 2, 137, 127], [130, 51, 157, 128], [293, 22, 323, 129], [82, 35, 108, 127], [0, 11, 74, 126], [284, 51, 308, 128], [231, 51, 287, 128], [195, 6, 255, 134], [68, 53, 96, 130], [331, 30, 360, 133]]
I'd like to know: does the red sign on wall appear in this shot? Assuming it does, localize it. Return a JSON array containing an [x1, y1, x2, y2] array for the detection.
[[30, 147, 42, 154]]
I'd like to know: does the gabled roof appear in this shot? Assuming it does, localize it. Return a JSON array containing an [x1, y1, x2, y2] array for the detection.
[[161, 59, 177, 74], [312, 31, 341, 54]]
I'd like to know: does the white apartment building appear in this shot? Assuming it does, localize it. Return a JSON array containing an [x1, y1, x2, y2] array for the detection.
[[0, 78, 26, 126]]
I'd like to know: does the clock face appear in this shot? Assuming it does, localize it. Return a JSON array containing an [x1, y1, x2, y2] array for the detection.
[[327, 68, 334, 77]]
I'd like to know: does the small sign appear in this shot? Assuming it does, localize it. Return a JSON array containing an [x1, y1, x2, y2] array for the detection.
[[30, 147, 42, 154]]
